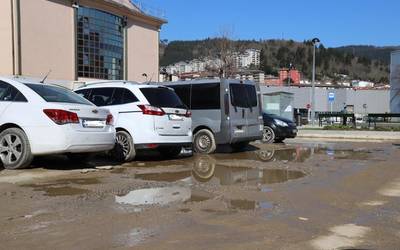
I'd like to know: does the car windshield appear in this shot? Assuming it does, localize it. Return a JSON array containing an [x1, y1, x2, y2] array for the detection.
[[25, 84, 92, 105], [140, 87, 187, 109]]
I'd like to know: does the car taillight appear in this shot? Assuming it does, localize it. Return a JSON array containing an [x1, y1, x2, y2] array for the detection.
[[137, 105, 165, 116], [43, 109, 79, 125], [106, 114, 113, 125], [185, 110, 192, 118]]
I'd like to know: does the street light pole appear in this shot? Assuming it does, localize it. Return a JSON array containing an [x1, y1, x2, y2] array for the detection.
[[310, 38, 320, 126]]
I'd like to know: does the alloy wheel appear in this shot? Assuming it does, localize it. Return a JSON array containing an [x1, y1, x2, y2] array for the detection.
[[197, 135, 211, 150], [116, 133, 130, 157], [0, 133, 23, 165], [263, 127, 274, 143]]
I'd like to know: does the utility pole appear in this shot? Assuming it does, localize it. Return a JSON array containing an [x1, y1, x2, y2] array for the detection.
[[310, 38, 320, 126]]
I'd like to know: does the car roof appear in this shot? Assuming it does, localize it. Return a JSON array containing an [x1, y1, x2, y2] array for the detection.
[[76, 81, 163, 90], [157, 78, 256, 86]]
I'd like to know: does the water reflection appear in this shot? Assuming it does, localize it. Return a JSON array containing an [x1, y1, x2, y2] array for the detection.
[[135, 156, 306, 186]]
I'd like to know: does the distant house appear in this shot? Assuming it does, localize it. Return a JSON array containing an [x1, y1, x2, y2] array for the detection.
[[0, 0, 166, 87]]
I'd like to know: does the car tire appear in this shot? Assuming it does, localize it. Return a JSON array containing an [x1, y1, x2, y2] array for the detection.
[[112, 130, 136, 162], [158, 147, 182, 158], [193, 129, 217, 154], [230, 142, 249, 152], [262, 126, 275, 143], [0, 128, 33, 170], [66, 153, 93, 163]]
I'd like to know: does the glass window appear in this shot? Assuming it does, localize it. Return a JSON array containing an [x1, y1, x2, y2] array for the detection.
[[0, 81, 27, 102], [170, 85, 191, 108], [230, 84, 258, 108], [245, 85, 258, 107], [122, 89, 139, 104], [25, 84, 91, 105], [191, 83, 220, 110], [88, 88, 114, 106], [77, 7, 124, 80], [140, 87, 186, 109], [75, 89, 91, 100]]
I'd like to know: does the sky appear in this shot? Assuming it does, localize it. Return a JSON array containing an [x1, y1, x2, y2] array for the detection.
[[144, 0, 399, 48]]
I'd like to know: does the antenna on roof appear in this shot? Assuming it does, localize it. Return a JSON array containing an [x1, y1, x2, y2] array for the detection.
[[146, 73, 155, 85], [40, 69, 52, 83]]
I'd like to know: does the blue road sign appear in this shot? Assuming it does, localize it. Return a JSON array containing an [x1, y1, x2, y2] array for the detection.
[[328, 92, 335, 102]]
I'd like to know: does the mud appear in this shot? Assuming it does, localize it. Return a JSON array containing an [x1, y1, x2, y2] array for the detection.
[[0, 139, 399, 249]]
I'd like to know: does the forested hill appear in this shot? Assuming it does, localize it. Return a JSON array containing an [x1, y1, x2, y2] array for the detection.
[[160, 39, 397, 83]]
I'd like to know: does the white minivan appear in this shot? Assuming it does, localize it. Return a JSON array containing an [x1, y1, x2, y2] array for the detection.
[[75, 81, 192, 162]]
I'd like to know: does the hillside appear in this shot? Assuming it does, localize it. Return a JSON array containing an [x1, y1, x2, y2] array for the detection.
[[160, 39, 396, 84]]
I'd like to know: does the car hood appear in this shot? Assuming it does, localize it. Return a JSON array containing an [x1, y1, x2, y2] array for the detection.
[[263, 113, 294, 124]]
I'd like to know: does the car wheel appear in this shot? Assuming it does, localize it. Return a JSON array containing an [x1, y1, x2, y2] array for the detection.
[[193, 129, 216, 154], [262, 126, 275, 143], [66, 153, 93, 163], [0, 128, 33, 170], [158, 147, 182, 158], [112, 130, 136, 162], [230, 142, 249, 152]]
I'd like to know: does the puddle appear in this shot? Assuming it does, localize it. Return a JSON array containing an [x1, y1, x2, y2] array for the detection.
[[115, 186, 211, 207], [21, 178, 99, 196], [256, 148, 312, 162], [229, 199, 274, 211], [136, 165, 306, 186], [192, 165, 306, 186], [135, 171, 191, 182], [28, 186, 88, 196]]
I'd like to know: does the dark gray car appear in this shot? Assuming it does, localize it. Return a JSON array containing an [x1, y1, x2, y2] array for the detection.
[[161, 78, 263, 154]]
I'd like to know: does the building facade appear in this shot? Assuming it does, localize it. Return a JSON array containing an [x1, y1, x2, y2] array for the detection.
[[0, 0, 166, 88], [390, 50, 400, 113]]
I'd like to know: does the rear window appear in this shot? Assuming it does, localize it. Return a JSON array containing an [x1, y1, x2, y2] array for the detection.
[[230, 84, 257, 108], [140, 87, 186, 109], [26, 84, 91, 105]]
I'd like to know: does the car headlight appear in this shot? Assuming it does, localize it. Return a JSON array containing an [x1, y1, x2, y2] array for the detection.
[[274, 119, 288, 127]]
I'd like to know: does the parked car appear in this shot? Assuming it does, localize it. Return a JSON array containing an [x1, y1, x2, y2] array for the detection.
[[161, 79, 264, 154], [0, 77, 115, 169], [262, 113, 297, 143], [75, 81, 192, 162]]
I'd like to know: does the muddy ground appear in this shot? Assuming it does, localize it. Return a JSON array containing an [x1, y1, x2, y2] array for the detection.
[[1, 139, 400, 250]]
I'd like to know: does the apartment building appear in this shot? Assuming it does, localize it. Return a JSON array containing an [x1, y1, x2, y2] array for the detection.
[[0, 0, 166, 87]]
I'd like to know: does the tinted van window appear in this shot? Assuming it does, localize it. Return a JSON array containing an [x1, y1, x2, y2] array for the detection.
[[245, 85, 257, 107], [26, 84, 90, 105], [140, 87, 186, 109], [170, 85, 191, 108], [230, 84, 257, 108], [191, 83, 220, 110]]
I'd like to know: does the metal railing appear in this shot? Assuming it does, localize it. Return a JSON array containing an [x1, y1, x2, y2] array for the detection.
[[130, 0, 166, 20]]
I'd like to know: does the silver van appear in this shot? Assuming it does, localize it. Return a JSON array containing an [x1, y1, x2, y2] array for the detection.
[[162, 78, 263, 154]]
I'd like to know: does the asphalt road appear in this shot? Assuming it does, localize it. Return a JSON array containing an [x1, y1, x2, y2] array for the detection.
[[1, 139, 400, 249]]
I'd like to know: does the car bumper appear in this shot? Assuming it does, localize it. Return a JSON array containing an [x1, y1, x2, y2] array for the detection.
[[274, 125, 298, 138], [24, 126, 116, 155]]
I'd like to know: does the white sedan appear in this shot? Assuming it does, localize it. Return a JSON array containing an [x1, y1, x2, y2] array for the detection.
[[0, 77, 115, 169]]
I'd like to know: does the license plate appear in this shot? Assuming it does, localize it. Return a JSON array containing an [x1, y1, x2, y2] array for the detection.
[[169, 114, 183, 121], [82, 120, 106, 128]]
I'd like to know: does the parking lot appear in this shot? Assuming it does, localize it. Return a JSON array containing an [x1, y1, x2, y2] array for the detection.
[[1, 139, 400, 249]]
